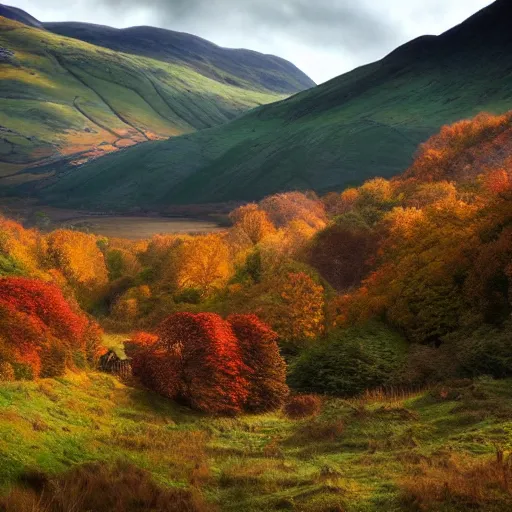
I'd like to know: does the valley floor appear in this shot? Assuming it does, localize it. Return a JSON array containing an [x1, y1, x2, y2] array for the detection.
[[1, 372, 512, 511]]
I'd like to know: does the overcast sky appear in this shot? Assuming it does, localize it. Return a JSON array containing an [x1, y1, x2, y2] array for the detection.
[[10, 0, 494, 84]]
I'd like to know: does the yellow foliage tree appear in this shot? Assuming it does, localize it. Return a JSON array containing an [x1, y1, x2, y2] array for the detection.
[[0, 216, 47, 278], [229, 203, 276, 244], [260, 272, 325, 345], [177, 234, 231, 295], [46, 230, 108, 304]]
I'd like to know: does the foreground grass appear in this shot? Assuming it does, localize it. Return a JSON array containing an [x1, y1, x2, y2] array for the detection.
[[1, 374, 512, 511]]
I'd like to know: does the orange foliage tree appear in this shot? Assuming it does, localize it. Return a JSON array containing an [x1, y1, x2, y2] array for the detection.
[[228, 314, 288, 412], [260, 192, 327, 229], [0, 216, 47, 278], [347, 199, 478, 344], [322, 188, 360, 217], [46, 230, 108, 305], [405, 112, 512, 183], [258, 272, 325, 347]]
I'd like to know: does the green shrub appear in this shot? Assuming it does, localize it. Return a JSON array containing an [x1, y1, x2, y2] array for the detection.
[[453, 323, 512, 379], [288, 323, 407, 397], [174, 288, 202, 305], [0, 254, 24, 276], [11, 362, 36, 381]]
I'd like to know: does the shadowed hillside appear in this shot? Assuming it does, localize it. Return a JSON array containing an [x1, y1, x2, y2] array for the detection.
[[28, 0, 512, 209]]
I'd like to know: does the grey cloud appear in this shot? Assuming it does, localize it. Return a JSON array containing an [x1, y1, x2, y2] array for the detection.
[[92, 0, 400, 56], [9, 0, 495, 83]]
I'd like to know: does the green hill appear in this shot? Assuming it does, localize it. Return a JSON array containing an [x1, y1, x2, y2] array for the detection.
[[27, 0, 512, 209], [0, 11, 313, 184], [42, 22, 315, 95]]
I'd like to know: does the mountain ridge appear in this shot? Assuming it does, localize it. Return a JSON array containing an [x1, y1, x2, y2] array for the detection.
[[43, 22, 315, 94], [0, 3, 315, 95]]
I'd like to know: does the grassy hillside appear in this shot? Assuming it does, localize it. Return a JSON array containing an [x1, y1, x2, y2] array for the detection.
[[43, 22, 316, 95], [29, 0, 512, 209], [0, 16, 288, 184], [2, 372, 512, 511]]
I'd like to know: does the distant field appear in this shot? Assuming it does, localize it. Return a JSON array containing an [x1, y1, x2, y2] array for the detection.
[[58, 216, 223, 239]]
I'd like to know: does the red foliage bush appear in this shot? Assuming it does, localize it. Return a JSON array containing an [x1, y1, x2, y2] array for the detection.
[[284, 394, 322, 419], [157, 313, 248, 415], [129, 332, 182, 399], [0, 277, 87, 341], [125, 331, 159, 359], [0, 277, 102, 379], [228, 314, 288, 412]]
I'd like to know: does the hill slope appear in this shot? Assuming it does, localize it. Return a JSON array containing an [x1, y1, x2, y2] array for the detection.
[[29, 0, 512, 209], [0, 9, 313, 184], [43, 22, 315, 95]]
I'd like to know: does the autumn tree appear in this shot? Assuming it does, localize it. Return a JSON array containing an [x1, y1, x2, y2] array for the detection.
[[228, 314, 288, 412], [483, 169, 511, 195], [46, 230, 108, 306], [229, 203, 276, 244], [322, 188, 360, 217], [463, 190, 512, 325], [257, 272, 325, 348], [308, 218, 378, 291], [258, 220, 317, 273], [404, 112, 512, 183], [0, 216, 47, 278], [143, 313, 248, 415], [405, 181, 457, 208], [177, 234, 231, 296], [260, 192, 327, 229], [350, 200, 478, 344], [0, 277, 102, 379]]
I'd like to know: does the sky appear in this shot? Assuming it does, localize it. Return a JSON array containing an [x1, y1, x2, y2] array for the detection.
[[10, 0, 494, 84]]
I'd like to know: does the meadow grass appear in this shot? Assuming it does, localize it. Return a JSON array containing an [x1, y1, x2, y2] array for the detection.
[[1, 373, 512, 510]]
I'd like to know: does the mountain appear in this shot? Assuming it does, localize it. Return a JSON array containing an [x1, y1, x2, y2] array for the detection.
[[0, 4, 42, 28], [25, 0, 512, 210], [0, 5, 314, 185], [43, 23, 315, 95]]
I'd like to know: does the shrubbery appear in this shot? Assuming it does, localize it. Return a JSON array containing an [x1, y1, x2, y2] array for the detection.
[[0, 277, 102, 380], [228, 314, 288, 412], [452, 323, 512, 379], [288, 323, 407, 397], [284, 394, 322, 419], [132, 313, 288, 415]]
